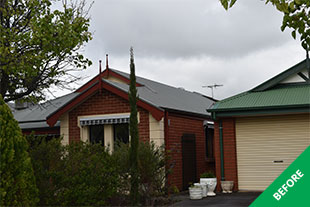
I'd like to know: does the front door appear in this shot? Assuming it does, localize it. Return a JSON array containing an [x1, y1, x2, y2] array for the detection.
[[182, 133, 197, 190]]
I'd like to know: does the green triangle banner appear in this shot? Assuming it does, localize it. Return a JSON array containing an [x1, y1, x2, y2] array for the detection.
[[250, 146, 310, 206]]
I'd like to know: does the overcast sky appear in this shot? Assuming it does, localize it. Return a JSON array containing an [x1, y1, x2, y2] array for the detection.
[[55, 0, 306, 100]]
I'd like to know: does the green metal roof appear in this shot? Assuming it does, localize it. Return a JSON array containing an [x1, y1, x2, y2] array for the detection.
[[209, 59, 310, 118], [210, 84, 310, 112]]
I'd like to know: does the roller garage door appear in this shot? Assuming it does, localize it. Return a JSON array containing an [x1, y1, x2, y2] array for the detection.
[[236, 114, 310, 191]]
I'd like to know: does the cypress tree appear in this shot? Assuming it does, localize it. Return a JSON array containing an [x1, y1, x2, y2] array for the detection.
[[129, 47, 140, 205], [0, 95, 39, 206]]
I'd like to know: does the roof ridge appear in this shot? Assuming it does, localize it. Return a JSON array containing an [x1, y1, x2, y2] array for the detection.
[[109, 68, 208, 97], [251, 59, 307, 92]]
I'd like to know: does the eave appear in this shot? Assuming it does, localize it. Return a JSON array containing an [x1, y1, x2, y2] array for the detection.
[[163, 107, 211, 120], [209, 104, 310, 119]]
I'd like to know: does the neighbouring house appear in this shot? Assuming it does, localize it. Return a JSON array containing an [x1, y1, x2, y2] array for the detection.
[[12, 63, 216, 191], [208, 59, 310, 192]]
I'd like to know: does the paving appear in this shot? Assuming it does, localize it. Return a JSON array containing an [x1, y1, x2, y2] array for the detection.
[[170, 192, 261, 207]]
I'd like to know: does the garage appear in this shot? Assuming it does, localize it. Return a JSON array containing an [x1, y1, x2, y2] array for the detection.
[[208, 59, 310, 192], [236, 114, 310, 191]]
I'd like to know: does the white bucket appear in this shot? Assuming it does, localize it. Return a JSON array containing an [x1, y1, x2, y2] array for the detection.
[[189, 183, 203, 199]]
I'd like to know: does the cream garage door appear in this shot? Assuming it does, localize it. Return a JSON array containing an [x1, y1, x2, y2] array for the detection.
[[236, 114, 310, 191]]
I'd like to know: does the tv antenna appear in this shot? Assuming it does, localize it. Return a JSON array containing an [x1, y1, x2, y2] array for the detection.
[[202, 84, 223, 98]]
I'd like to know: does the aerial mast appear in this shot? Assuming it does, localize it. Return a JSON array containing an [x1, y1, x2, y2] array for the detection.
[[202, 84, 223, 98]]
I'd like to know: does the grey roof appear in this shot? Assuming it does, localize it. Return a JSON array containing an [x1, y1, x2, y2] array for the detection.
[[13, 68, 215, 129], [13, 93, 79, 128], [106, 69, 215, 116]]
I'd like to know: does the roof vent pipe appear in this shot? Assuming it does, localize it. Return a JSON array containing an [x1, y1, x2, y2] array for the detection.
[[99, 60, 102, 94], [106, 54, 109, 69]]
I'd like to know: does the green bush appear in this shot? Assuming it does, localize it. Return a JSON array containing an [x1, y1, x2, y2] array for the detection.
[[0, 96, 39, 206], [59, 142, 119, 206], [26, 133, 171, 206], [113, 141, 171, 206], [26, 135, 64, 206], [200, 171, 216, 178], [27, 137, 120, 206]]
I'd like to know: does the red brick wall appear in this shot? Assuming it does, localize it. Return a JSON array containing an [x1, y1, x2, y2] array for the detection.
[[214, 118, 238, 192], [68, 89, 149, 142], [166, 113, 212, 191], [66, 88, 213, 192]]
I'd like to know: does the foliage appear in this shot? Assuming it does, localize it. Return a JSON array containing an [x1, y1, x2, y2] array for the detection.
[[27, 135, 171, 206], [26, 136, 119, 206], [220, 0, 310, 51], [168, 185, 180, 194], [138, 142, 170, 206], [200, 171, 216, 178], [58, 142, 119, 206], [0, 0, 92, 103], [113, 142, 171, 206], [0, 95, 39, 206], [129, 47, 140, 205], [26, 134, 64, 206]]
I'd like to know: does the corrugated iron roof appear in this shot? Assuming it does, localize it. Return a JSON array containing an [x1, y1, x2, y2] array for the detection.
[[103, 75, 214, 116], [13, 69, 215, 129], [13, 93, 80, 123], [210, 84, 310, 112]]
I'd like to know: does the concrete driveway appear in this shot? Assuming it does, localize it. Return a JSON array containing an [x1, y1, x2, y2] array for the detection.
[[170, 192, 261, 207]]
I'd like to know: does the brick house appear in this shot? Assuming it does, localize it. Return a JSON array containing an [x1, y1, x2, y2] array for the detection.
[[208, 59, 310, 192], [13, 64, 216, 191]]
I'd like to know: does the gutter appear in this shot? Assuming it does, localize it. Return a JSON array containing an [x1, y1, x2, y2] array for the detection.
[[208, 103, 310, 113], [211, 107, 310, 118], [163, 107, 211, 120]]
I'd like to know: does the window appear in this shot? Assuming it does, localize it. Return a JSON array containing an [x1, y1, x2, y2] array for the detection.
[[205, 126, 214, 158], [114, 123, 129, 146], [89, 125, 105, 145]]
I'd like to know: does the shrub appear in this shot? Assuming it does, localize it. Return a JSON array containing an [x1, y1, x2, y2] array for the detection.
[[0, 96, 39, 206], [26, 134, 64, 206], [113, 141, 171, 206], [58, 142, 119, 206], [26, 134, 171, 206], [27, 136, 120, 206], [200, 171, 216, 178]]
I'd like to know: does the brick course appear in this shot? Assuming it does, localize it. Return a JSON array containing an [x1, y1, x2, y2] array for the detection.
[[68, 89, 149, 142]]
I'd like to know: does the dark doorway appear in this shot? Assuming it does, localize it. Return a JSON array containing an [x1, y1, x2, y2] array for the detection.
[[205, 126, 214, 159], [182, 133, 197, 190]]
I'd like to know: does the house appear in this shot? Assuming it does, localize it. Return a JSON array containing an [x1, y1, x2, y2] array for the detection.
[[13, 63, 216, 191], [208, 59, 310, 192]]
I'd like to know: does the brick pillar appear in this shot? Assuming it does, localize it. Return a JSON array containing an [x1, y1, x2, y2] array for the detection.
[[214, 118, 238, 192]]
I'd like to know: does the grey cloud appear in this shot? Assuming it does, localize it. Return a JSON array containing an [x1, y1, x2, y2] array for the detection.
[[85, 0, 292, 60], [51, 0, 305, 101]]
